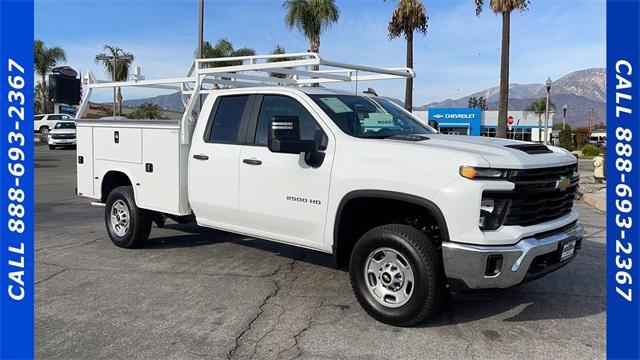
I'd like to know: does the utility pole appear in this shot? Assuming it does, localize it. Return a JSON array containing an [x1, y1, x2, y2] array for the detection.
[[96, 52, 133, 117], [544, 77, 552, 145], [589, 108, 595, 134], [562, 104, 567, 130], [196, 0, 204, 112]]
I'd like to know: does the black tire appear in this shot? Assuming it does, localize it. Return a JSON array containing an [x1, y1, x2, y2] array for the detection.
[[104, 186, 152, 248], [349, 224, 446, 326], [48, 145, 55, 150]]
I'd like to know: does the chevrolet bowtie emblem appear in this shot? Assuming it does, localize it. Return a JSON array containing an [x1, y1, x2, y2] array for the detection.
[[556, 176, 571, 191]]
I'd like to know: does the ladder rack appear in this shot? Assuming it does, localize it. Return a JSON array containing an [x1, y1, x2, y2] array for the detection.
[[76, 52, 415, 144]]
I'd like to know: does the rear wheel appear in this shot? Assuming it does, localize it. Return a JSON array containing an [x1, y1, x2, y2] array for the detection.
[[105, 186, 152, 248], [349, 224, 446, 326]]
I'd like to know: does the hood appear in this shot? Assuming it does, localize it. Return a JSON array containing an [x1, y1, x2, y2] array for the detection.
[[49, 128, 76, 135], [386, 134, 576, 169]]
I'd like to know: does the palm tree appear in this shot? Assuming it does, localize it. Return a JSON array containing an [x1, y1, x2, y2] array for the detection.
[[387, 0, 428, 111], [34, 39, 66, 114], [95, 45, 135, 116], [475, 0, 529, 138], [131, 103, 164, 119], [202, 39, 256, 67], [524, 98, 555, 143], [283, 0, 339, 74]]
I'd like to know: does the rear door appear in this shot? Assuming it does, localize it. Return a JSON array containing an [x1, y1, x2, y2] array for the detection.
[[188, 94, 253, 228], [237, 94, 334, 248]]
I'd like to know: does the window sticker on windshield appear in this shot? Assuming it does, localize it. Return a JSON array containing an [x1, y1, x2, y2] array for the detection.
[[362, 113, 396, 128], [319, 97, 352, 113]]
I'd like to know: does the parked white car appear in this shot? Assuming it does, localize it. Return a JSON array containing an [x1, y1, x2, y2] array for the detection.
[[34, 113, 75, 134], [48, 121, 76, 149]]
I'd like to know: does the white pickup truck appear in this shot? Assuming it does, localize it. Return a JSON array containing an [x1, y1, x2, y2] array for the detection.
[[76, 54, 582, 326]]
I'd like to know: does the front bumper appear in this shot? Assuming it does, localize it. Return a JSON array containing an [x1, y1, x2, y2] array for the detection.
[[48, 137, 76, 146], [441, 221, 584, 291]]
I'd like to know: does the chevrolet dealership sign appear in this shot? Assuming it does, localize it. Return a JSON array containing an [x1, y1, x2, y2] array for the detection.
[[428, 108, 482, 136], [428, 108, 481, 121]]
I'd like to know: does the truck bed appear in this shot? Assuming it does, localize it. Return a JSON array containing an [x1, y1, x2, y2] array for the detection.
[[76, 120, 191, 216]]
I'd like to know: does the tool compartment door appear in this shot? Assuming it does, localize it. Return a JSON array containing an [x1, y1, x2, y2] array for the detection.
[[76, 124, 95, 197]]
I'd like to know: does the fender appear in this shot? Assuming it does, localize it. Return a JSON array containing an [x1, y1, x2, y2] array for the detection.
[[332, 190, 450, 263]]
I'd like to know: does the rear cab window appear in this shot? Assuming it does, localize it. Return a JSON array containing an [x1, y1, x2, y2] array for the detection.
[[205, 95, 250, 144]]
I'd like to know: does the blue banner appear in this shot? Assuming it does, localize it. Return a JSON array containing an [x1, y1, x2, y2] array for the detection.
[[606, 0, 640, 359], [0, 0, 35, 359]]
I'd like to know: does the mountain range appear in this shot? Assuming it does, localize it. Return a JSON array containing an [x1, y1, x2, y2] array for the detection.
[[417, 68, 605, 127], [122, 67, 605, 128]]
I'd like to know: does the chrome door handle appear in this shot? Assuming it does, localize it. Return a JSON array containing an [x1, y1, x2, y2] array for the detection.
[[242, 158, 262, 165], [193, 154, 209, 160]]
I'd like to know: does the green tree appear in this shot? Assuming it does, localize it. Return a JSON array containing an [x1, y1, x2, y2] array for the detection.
[[130, 103, 164, 119], [559, 124, 573, 150], [524, 98, 555, 142], [573, 127, 591, 149], [283, 0, 339, 69], [468, 96, 478, 108], [34, 39, 66, 114], [268, 45, 293, 79], [388, 0, 428, 111], [95, 45, 135, 116], [34, 82, 54, 114], [202, 39, 256, 67], [475, 0, 529, 138]]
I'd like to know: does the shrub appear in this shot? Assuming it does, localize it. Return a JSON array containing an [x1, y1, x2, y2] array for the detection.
[[581, 144, 600, 157], [559, 127, 573, 150]]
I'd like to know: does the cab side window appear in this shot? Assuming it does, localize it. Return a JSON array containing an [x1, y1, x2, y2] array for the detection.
[[254, 95, 327, 149], [206, 95, 250, 143], [48, 115, 62, 120]]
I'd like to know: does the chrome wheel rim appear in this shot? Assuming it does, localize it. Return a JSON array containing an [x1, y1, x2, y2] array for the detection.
[[110, 199, 130, 237], [364, 247, 415, 308]]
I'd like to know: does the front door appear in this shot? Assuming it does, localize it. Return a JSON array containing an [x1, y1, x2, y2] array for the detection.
[[238, 94, 334, 248]]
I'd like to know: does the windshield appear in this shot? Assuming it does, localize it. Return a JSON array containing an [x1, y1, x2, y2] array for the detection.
[[309, 95, 435, 139], [54, 122, 76, 129]]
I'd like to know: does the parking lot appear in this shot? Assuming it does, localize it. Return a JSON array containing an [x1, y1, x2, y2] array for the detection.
[[35, 143, 605, 359]]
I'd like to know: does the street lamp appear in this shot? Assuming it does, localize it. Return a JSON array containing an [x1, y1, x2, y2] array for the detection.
[[562, 104, 568, 130], [544, 77, 552, 145], [96, 52, 134, 117]]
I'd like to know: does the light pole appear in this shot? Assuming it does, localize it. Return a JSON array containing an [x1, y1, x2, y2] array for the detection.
[[96, 52, 133, 117], [196, 0, 204, 111], [562, 104, 568, 130], [544, 77, 552, 145]]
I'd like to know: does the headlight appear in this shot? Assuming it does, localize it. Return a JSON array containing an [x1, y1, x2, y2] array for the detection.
[[460, 166, 512, 180], [479, 196, 511, 230]]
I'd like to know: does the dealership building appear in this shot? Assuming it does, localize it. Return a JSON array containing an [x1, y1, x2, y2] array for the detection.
[[413, 108, 555, 143]]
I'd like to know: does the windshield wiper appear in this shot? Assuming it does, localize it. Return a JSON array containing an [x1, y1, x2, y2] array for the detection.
[[386, 134, 430, 141]]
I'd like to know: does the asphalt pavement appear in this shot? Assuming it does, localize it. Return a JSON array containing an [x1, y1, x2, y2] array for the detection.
[[35, 143, 606, 359]]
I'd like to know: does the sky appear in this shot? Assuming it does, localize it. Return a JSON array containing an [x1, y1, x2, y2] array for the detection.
[[34, 0, 606, 104]]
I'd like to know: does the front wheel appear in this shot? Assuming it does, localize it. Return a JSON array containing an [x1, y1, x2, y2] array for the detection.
[[349, 224, 446, 326], [105, 186, 152, 248], [48, 145, 56, 150]]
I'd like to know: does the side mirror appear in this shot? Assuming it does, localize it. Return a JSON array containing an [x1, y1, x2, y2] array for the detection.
[[428, 120, 439, 131], [268, 116, 325, 168]]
